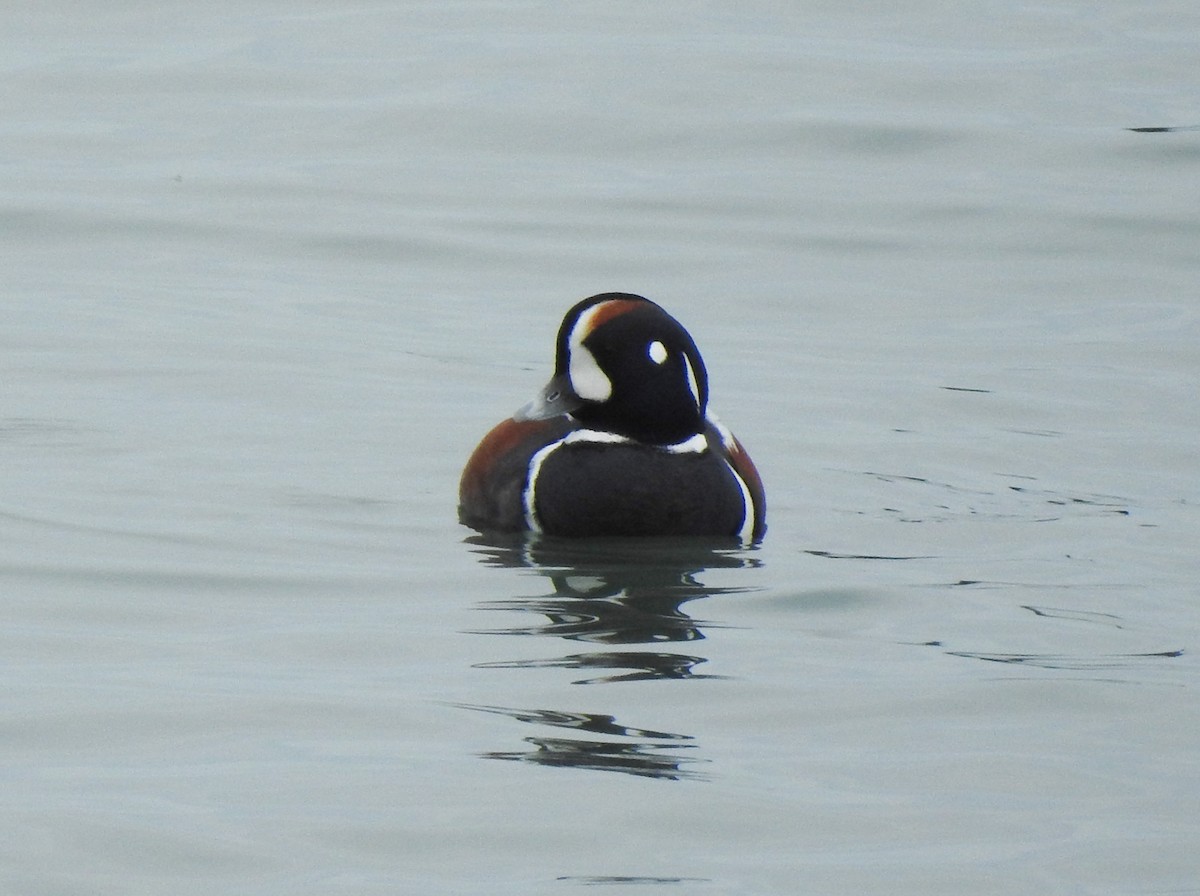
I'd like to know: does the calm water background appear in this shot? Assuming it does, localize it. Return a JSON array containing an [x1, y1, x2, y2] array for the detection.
[[4, 2, 1199, 893]]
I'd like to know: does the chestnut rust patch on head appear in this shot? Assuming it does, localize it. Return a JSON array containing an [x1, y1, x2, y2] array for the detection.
[[580, 298, 645, 338]]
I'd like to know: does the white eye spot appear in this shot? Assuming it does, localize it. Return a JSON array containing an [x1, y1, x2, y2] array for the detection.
[[648, 341, 668, 365], [568, 343, 612, 402]]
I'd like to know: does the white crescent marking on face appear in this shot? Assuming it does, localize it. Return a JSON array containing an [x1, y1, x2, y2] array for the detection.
[[568, 343, 611, 402], [567, 305, 613, 402]]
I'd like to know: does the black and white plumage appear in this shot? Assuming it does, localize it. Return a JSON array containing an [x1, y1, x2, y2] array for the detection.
[[459, 293, 766, 540]]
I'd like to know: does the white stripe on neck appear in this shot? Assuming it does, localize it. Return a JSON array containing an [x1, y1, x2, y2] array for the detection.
[[564, 429, 707, 453]]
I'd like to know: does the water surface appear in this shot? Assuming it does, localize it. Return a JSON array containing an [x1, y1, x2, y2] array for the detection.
[[3, 2, 1199, 894]]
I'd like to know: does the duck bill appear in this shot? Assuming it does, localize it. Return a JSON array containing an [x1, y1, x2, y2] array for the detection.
[[513, 374, 584, 421]]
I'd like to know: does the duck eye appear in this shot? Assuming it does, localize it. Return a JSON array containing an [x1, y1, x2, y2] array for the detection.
[[648, 341, 668, 365]]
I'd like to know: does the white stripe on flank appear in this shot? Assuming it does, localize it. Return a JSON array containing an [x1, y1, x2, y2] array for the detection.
[[725, 459, 756, 541], [708, 412, 755, 540], [522, 439, 563, 533]]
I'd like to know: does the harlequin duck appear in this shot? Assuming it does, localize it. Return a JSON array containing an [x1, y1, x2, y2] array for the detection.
[[459, 293, 766, 540]]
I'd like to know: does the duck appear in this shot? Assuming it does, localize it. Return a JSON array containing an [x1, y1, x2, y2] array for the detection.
[[458, 292, 766, 540]]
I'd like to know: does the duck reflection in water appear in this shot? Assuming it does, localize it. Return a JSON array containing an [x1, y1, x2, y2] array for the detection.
[[458, 533, 762, 781]]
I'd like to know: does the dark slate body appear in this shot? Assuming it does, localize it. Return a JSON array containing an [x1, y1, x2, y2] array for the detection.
[[459, 417, 764, 539], [531, 435, 747, 537]]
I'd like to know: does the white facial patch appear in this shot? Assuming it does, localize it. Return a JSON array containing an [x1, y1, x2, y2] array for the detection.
[[648, 340, 668, 365], [567, 304, 613, 402], [568, 343, 611, 402]]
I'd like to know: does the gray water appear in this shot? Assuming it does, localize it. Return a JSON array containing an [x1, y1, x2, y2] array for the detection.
[[4, 2, 1199, 894]]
